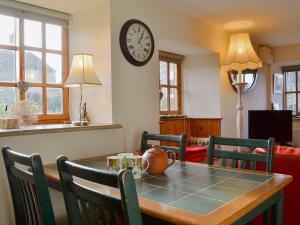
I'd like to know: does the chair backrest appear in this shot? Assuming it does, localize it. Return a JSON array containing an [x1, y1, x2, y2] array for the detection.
[[57, 156, 143, 225], [140, 131, 186, 160], [207, 136, 274, 172], [2, 147, 56, 225]]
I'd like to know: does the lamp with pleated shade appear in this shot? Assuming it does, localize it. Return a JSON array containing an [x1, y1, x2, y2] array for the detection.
[[223, 33, 262, 142], [65, 54, 102, 126]]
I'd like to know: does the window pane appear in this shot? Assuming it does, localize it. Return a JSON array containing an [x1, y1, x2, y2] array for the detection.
[[24, 19, 42, 48], [286, 72, 296, 92], [244, 73, 255, 89], [26, 87, 43, 114], [160, 61, 168, 85], [46, 53, 62, 84], [286, 93, 296, 114], [0, 14, 19, 46], [170, 88, 178, 111], [0, 87, 17, 117], [169, 63, 178, 86], [298, 71, 300, 90], [160, 87, 168, 111], [47, 88, 62, 114], [0, 49, 19, 82], [46, 24, 62, 51], [25, 51, 42, 83]]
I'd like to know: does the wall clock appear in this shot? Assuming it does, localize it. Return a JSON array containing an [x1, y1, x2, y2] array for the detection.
[[119, 19, 154, 66]]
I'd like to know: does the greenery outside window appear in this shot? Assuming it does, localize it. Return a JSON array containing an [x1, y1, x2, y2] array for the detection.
[[159, 51, 183, 115], [0, 10, 69, 124], [282, 65, 300, 115]]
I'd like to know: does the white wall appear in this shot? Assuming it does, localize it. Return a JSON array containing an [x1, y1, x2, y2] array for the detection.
[[69, 1, 112, 123], [182, 53, 221, 118], [110, 0, 228, 150]]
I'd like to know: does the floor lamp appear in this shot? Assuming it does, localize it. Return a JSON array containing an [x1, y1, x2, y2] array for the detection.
[[65, 54, 102, 126], [223, 33, 262, 141]]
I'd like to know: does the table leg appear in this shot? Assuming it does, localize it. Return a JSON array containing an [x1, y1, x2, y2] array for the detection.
[[271, 190, 284, 225]]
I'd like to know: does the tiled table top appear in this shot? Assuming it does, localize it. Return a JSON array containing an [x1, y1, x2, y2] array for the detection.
[[79, 158, 273, 215]]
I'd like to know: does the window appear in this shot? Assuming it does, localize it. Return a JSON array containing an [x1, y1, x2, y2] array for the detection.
[[159, 51, 183, 115], [0, 11, 69, 123], [282, 66, 300, 115]]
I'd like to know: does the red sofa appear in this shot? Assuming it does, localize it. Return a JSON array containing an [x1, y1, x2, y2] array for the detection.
[[255, 146, 300, 225]]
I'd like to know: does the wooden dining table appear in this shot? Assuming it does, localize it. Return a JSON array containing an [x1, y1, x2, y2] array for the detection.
[[43, 155, 292, 225]]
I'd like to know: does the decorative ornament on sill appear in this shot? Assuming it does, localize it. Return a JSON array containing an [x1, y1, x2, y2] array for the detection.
[[17, 81, 30, 94], [159, 87, 163, 100], [12, 101, 38, 125]]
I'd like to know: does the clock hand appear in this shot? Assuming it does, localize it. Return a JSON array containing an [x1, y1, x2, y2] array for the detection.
[[138, 30, 145, 44]]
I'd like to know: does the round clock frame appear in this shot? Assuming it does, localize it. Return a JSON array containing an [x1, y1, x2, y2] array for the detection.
[[119, 19, 155, 66]]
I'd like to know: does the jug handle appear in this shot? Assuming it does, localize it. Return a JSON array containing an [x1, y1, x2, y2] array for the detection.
[[166, 150, 176, 167]]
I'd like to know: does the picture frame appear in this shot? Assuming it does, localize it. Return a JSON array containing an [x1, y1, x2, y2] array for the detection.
[[273, 73, 284, 94]]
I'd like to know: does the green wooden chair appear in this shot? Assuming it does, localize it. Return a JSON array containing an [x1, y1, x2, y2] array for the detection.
[[2, 147, 56, 225], [207, 135, 274, 172], [140, 131, 186, 160], [207, 136, 274, 225], [57, 155, 143, 225]]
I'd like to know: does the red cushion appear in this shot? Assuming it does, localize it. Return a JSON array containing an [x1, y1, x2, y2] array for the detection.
[[186, 146, 207, 154], [185, 146, 207, 162]]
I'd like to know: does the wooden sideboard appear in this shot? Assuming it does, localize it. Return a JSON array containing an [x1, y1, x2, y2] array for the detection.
[[160, 117, 222, 138]]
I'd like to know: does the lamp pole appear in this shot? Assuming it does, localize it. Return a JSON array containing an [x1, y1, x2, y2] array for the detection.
[[233, 82, 247, 139]]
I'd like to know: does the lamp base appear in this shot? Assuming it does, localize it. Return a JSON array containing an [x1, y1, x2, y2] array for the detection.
[[71, 120, 90, 126]]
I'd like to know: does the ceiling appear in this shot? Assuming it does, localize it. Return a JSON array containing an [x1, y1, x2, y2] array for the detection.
[[15, 0, 107, 14], [154, 0, 300, 47], [17, 0, 300, 47]]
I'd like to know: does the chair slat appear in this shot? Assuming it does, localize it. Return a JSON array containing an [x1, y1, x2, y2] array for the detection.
[[221, 158, 227, 167], [231, 159, 237, 168], [250, 161, 256, 170], [241, 160, 247, 169], [213, 136, 269, 148]]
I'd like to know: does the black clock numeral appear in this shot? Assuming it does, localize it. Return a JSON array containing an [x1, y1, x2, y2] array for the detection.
[[128, 45, 134, 50], [145, 43, 150, 47], [144, 48, 149, 53], [127, 38, 132, 42]]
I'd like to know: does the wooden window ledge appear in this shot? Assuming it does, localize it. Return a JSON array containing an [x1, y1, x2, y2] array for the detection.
[[0, 123, 122, 137]]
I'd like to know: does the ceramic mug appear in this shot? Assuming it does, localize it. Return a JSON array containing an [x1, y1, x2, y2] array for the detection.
[[128, 155, 149, 179], [118, 153, 134, 170], [106, 156, 120, 172]]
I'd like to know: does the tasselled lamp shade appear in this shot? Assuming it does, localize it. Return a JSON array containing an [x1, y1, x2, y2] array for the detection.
[[65, 54, 102, 87], [223, 33, 262, 73]]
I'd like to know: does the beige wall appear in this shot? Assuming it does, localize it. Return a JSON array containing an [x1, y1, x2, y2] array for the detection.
[[182, 53, 221, 118], [69, 1, 112, 123]]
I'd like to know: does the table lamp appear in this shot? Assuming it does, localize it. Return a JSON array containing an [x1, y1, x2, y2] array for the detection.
[[223, 33, 262, 140], [65, 54, 102, 126]]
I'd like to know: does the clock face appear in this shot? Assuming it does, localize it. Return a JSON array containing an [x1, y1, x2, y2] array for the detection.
[[126, 23, 152, 62], [120, 20, 154, 66]]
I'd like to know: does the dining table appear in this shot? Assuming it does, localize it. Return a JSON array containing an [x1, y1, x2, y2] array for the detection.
[[43, 155, 292, 225]]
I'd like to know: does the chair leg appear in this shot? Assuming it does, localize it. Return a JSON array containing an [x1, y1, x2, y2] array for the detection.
[[271, 191, 284, 225], [263, 209, 271, 225]]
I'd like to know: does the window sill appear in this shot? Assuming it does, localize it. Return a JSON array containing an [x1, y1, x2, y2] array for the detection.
[[0, 123, 122, 137]]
